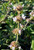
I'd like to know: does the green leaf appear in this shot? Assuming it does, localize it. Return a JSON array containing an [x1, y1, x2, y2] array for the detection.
[[31, 40, 34, 50]]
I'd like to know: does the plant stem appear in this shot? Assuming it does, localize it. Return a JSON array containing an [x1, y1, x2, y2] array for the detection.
[[25, 16, 34, 27], [16, 34, 18, 43], [18, 22, 19, 28], [16, 22, 19, 42]]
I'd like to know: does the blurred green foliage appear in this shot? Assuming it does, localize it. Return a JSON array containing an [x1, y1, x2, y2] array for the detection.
[[0, 0, 34, 50]]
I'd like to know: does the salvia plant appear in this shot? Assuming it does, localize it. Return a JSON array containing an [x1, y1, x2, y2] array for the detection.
[[0, 0, 34, 50]]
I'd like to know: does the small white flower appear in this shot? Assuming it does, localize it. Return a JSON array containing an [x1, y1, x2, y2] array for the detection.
[[30, 11, 33, 15], [13, 6, 16, 10], [22, 4, 24, 7], [20, 24, 22, 28], [23, 17, 26, 20], [33, 7, 34, 9], [30, 12, 31, 15], [8, 45, 12, 48], [20, 24, 22, 26], [33, 14, 34, 16], [13, 17, 17, 22], [18, 30, 21, 34], [18, 46, 21, 50], [22, 14, 26, 20], [12, 47, 15, 50], [10, 3, 12, 5], [30, 11, 34, 16], [7, 7, 10, 9], [22, 14, 25, 16]]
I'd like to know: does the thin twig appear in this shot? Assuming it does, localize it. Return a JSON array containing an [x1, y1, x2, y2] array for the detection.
[[24, 16, 34, 29]]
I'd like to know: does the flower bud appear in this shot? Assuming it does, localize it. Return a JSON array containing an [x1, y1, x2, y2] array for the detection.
[[10, 41, 19, 48], [13, 17, 17, 22], [26, 18, 30, 22], [12, 28, 21, 35], [16, 5, 23, 11], [22, 14, 26, 20], [18, 46, 21, 50], [13, 15, 22, 22]]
